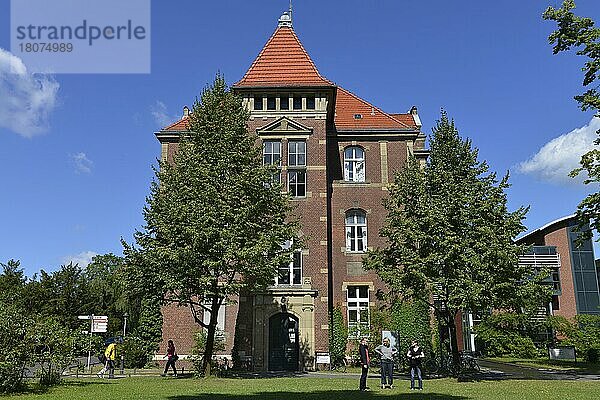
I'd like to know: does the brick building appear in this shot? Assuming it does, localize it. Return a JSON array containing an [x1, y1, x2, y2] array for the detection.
[[154, 11, 427, 371], [461, 215, 600, 352]]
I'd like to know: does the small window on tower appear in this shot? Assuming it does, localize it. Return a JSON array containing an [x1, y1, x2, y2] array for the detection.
[[354, 114, 363, 119], [306, 95, 315, 110], [280, 95, 289, 110], [293, 96, 303, 110], [267, 96, 276, 110], [254, 96, 263, 111]]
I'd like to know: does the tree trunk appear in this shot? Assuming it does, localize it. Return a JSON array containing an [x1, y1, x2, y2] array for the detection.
[[446, 311, 461, 376], [201, 296, 220, 377]]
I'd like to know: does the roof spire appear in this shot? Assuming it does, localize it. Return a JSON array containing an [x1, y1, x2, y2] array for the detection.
[[278, 1, 293, 28]]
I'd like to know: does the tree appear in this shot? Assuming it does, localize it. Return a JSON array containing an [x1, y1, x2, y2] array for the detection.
[[544, 0, 600, 240], [364, 112, 541, 371], [123, 75, 299, 376]]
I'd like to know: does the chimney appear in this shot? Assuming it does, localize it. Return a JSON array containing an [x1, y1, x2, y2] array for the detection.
[[409, 106, 422, 128], [183, 106, 190, 117]]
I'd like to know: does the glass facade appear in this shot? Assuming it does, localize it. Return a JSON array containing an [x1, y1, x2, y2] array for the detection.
[[568, 222, 600, 315]]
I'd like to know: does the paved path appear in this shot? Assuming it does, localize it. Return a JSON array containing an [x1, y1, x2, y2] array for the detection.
[[478, 359, 600, 381]]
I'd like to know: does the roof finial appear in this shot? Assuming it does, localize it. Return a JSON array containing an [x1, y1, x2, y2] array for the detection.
[[278, 1, 293, 28]]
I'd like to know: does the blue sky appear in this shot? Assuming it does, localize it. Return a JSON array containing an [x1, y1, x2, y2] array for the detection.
[[0, 0, 599, 276]]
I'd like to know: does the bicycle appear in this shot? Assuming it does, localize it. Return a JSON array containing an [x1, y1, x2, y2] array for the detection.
[[329, 356, 347, 372]]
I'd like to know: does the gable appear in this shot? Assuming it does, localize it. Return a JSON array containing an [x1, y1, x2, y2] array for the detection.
[[256, 117, 313, 136]]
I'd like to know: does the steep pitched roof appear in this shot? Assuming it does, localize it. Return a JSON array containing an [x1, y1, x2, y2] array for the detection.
[[233, 26, 334, 88], [334, 87, 417, 131]]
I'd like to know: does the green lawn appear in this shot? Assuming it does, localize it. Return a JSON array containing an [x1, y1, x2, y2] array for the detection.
[[7, 375, 600, 400]]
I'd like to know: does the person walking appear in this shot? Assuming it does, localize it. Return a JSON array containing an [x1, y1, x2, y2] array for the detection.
[[375, 337, 398, 389], [407, 340, 424, 390], [358, 337, 370, 391], [97, 341, 117, 378], [162, 340, 178, 377]]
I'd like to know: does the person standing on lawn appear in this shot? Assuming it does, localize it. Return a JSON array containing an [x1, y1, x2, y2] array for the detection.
[[162, 340, 178, 377], [358, 337, 370, 391], [407, 340, 424, 390], [375, 337, 398, 389]]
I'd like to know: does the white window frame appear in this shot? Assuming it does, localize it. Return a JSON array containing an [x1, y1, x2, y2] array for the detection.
[[202, 298, 226, 333], [345, 210, 367, 253], [288, 140, 307, 198], [344, 146, 365, 182], [263, 140, 281, 183], [347, 285, 370, 338], [276, 251, 302, 286]]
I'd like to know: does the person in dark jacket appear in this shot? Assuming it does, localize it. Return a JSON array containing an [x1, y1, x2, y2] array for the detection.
[[358, 337, 370, 391], [407, 340, 424, 390]]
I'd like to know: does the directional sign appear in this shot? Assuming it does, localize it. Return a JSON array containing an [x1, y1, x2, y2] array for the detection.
[[78, 315, 92, 320], [91, 316, 108, 333]]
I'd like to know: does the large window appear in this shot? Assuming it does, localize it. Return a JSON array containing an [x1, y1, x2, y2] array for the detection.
[[263, 140, 281, 183], [347, 286, 369, 337], [344, 146, 365, 182], [288, 140, 306, 197], [277, 247, 302, 286], [346, 210, 367, 252], [202, 297, 226, 334], [569, 223, 600, 315]]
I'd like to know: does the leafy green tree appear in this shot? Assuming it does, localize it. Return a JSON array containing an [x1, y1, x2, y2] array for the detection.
[[84, 254, 129, 334], [123, 75, 299, 376], [0, 301, 30, 394], [364, 112, 542, 371], [28, 263, 89, 330], [544, 0, 600, 240]]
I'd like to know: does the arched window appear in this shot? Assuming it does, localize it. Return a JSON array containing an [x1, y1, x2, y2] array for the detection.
[[345, 210, 367, 252], [344, 146, 365, 182]]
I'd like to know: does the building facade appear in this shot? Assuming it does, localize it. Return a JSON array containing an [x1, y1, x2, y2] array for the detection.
[[154, 12, 427, 371], [461, 215, 600, 352], [515, 215, 600, 318]]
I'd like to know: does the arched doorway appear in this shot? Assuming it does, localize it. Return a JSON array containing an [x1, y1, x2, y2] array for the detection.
[[268, 313, 299, 371]]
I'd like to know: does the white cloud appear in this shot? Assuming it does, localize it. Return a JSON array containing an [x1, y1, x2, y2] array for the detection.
[[150, 100, 179, 128], [62, 251, 98, 268], [517, 117, 600, 185], [71, 152, 93, 174], [0, 48, 59, 137]]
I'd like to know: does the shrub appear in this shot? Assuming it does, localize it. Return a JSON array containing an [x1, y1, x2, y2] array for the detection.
[[475, 312, 544, 358], [550, 314, 600, 362], [190, 329, 225, 376], [122, 336, 151, 368]]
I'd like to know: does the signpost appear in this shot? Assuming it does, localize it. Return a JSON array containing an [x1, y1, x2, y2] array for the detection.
[[79, 315, 108, 371]]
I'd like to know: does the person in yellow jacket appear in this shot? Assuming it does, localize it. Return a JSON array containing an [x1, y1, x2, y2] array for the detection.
[[97, 342, 117, 378]]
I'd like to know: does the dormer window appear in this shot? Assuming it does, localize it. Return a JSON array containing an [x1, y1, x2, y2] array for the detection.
[[306, 95, 315, 110], [354, 114, 363, 119], [254, 96, 263, 111]]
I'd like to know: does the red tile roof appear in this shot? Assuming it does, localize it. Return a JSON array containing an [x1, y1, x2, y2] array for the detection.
[[160, 116, 189, 132], [334, 87, 417, 131], [233, 26, 333, 88]]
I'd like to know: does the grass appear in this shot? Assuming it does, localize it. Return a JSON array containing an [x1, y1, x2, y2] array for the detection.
[[485, 357, 600, 374], [6, 375, 600, 400]]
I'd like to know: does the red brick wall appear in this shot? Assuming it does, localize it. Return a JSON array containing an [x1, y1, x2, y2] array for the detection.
[[544, 227, 578, 321]]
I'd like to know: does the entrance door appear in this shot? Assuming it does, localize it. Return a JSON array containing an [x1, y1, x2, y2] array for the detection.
[[268, 313, 299, 371]]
